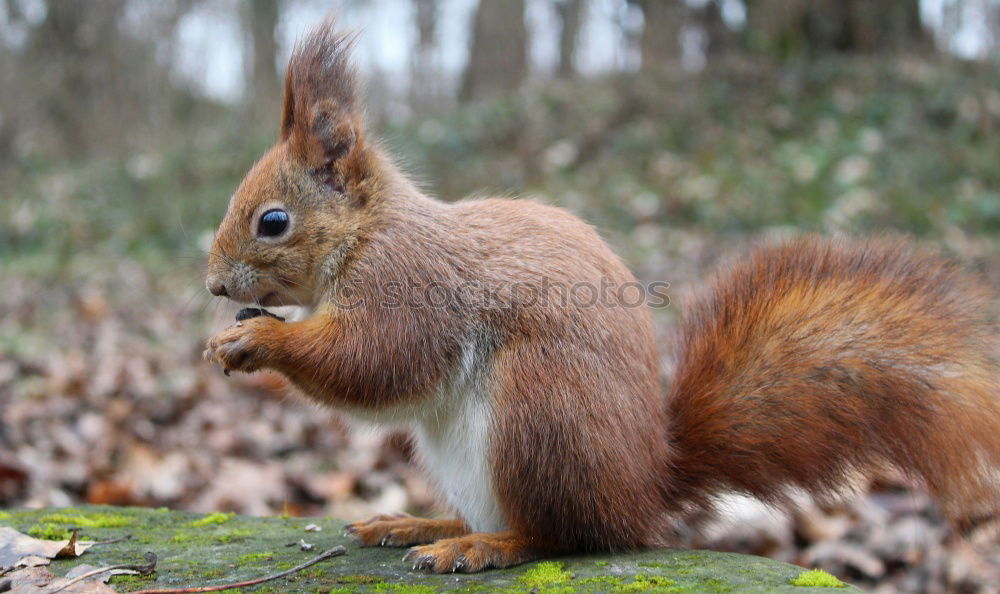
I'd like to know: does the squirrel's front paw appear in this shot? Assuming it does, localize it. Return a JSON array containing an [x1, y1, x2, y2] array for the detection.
[[204, 317, 279, 375]]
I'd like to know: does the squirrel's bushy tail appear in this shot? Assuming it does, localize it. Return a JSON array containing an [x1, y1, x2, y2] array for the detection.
[[666, 236, 1000, 530]]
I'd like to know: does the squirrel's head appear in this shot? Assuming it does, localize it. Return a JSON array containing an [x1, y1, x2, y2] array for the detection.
[[206, 21, 377, 307]]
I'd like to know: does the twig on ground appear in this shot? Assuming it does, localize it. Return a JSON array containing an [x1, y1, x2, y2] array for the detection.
[[47, 551, 157, 594], [91, 534, 133, 546], [131, 545, 346, 593]]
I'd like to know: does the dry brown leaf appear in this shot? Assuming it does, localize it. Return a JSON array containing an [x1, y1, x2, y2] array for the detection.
[[2, 564, 117, 593], [0, 527, 93, 569], [0, 453, 28, 502], [13, 555, 49, 568], [2, 565, 56, 589]]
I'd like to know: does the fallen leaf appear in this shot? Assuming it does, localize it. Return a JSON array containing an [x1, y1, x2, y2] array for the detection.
[[2, 565, 55, 589], [14, 555, 49, 568], [0, 453, 28, 502], [0, 528, 93, 569], [3, 564, 116, 593]]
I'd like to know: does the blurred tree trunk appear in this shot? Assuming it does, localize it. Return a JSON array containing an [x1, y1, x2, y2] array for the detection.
[[628, 0, 684, 72], [1, 0, 195, 160], [0, 0, 22, 161], [555, 0, 584, 79], [459, 0, 528, 101], [744, 0, 930, 56], [991, 2, 1000, 56], [246, 0, 282, 127], [409, 0, 440, 111], [27, 0, 129, 154], [695, 0, 736, 58]]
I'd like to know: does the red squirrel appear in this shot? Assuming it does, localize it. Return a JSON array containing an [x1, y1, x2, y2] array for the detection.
[[203, 21, 1000, 572]]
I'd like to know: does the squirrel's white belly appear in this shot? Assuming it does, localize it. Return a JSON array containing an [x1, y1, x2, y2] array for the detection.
[[411, 343, 506, 533]]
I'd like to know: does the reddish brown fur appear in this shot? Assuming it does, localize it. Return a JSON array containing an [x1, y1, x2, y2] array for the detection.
[[404, 532, 541, 573], [205, 20, 1000, 573], [345, 514, 469, 547], [665, 237, 1000, 525]]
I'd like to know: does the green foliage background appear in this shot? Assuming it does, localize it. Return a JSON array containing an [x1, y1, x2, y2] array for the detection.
[[3, 59, 997, 282]]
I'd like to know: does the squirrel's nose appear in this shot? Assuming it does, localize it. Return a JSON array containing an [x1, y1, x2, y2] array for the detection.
[[207, 279, 229, 297]]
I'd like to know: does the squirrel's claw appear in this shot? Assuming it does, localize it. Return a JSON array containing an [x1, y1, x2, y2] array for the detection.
[[204, 317, 276, 375], [403, 549, 436, 572], [203, 347, 233, 376]]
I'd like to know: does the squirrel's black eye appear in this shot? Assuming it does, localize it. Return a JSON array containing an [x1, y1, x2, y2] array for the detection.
[[258, 209, 289, 237]]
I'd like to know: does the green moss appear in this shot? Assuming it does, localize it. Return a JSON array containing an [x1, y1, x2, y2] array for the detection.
[[27, 523, 73, 540], [338, 575, 385, 585], [237, 552, 275, 564], [593, 561, 610, 567], [520, 561, 572, 587], [372, 584, 437, 594], [699, 577, 734, 592], [170, 530, 198, 544], [517, 561, 575, 593], [38, 511, 131, 528], [189, 512, 234, 527], [791, 569, 847, 588], [108, 573, 157, 586], [579, 575, 626, 588], [216, 528, 255, 543], [637, 561, 668, 568], [168, 527, 248, 546], [0, 511, 11, 520], [615, 574, 679, 593]]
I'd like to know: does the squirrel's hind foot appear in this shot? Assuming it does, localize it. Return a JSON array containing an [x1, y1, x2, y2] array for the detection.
[[345, 514, 468, 547], [404, 531, 540, 573]]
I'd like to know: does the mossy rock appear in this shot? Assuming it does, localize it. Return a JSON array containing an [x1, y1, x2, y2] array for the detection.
[[0, 506, 858, 592]]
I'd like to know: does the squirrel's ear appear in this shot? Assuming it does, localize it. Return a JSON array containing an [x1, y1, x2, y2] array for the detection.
[[311, 100, 357, 166], [280, 20, 361, 167], [279, 61, 297, 142]]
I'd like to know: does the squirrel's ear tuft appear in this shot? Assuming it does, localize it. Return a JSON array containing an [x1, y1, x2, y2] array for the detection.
[[280, 19, 361, 165]]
